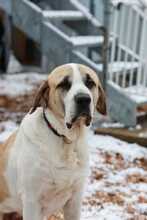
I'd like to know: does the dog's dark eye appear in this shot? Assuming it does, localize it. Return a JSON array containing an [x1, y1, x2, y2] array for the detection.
[[85, 75, 96, 89], [57, 76, 71, 91]]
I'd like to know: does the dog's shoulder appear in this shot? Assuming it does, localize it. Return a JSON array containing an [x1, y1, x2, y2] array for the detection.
[[0, 131, 18, 202], [20, 107, 48, 144]]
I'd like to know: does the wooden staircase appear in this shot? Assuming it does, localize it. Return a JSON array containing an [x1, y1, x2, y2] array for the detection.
[[1, 0, 137, 81]]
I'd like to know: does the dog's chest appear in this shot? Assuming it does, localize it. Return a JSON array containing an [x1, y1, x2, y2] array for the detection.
[[39, 145, 88, 215], [40, 166, 79, 215], [40, 148, 86, 192]]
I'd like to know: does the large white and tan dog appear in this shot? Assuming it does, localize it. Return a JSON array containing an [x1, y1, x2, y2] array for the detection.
[[0, 63, 106, 220]]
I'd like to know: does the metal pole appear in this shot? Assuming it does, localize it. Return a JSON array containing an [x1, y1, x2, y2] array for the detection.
[[88, 0, 96, 59], [102, 0, 113, 89], [90, 0, 95, 16]]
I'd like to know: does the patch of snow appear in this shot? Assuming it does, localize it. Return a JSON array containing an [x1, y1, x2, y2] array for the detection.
[[71, 36, 103, 46], [7, 54, 23, 73], [0, 120, 18, 143], [87, 131, 147, 161], [0, 73, 47, 97], [123, 85, 147, 104], [108, 167, 147, 184], [81, 131, 147, 219], [102, 122, 125, 128], [139, 131, 147, 138], [92, 204, 131, 220], [129, 124, 142, 131], [43, 10, 84, 19], [129, 183, 147, 193], [82, 203, 132, 220], [135, 203, 147, 215]]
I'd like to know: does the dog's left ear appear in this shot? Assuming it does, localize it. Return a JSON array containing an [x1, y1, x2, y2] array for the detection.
[[30, 80, 49, 114], [96, 84, 107, 115]]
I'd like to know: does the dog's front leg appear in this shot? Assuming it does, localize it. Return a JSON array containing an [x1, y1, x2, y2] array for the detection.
[[64, 186, 84, 220], [22, 196, 43, 220]]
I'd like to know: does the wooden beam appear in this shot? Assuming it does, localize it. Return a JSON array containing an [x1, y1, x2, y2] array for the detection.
[[137, 104, 147, 112], [95, 127, 147, 147]]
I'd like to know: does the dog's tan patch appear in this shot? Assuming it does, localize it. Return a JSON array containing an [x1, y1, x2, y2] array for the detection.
[[0, 131, 17, 202], [78, 64, 99, 85], [78, 64, 107, 115], [48, 64, 73, 88], [48, 64, 73, 119]]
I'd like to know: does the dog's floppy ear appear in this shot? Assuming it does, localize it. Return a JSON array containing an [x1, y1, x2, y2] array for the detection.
[[96, 84, 107, 115], [30, 80, 49, 114]]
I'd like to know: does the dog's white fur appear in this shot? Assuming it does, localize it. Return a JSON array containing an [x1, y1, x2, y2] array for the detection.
[[0, 63, 106, 220]]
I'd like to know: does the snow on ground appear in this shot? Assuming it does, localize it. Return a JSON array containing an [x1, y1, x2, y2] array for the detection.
[[81, 132, 147, 219], [0, 73, 47, 97], [0, 120, 18, 143], [0, 122, 147, 220]]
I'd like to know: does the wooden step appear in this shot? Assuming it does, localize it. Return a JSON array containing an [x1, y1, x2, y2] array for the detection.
[[72, 50, 139, 72], [43, 10, 85, 21], [97, 61, 139, 73], [71, 50, 139, 75], [70, 35, 104, 48]]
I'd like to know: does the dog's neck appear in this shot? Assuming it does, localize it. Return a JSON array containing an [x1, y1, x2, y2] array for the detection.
[[44, 108, 88, 143]]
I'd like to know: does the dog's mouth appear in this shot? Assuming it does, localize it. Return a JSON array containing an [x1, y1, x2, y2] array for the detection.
[[66, 111, 92, 129]]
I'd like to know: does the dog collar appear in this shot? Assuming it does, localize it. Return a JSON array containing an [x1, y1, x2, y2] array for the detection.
[[43, 109, 72, 144]]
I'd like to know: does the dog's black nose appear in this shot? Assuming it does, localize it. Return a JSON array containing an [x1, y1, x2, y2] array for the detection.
[[74, 93, 91, 105]]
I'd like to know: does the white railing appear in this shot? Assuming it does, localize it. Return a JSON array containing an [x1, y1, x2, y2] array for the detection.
[[109, 4, 147, 90]]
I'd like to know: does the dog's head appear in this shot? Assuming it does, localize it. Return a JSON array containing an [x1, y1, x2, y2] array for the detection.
[[31, 63, 106, 129]]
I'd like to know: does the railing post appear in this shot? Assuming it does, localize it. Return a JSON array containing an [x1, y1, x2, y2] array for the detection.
[[88, 0, 95, 59], [90, 0, 95, 16], [102, 0, 113, 89]]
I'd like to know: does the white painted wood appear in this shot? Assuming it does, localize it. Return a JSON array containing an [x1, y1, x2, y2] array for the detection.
[[115, 5, 126, 85], [110, 10, 118, 81], [129, 11, 140, 85], [70, 36, 104, 47], [109, 4, 147, 93], [137, 18, 146, 85], [122, 7, 133, 88], [43, 10, 85, 20]]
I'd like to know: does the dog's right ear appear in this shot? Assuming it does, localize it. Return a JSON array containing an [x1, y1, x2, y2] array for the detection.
[[30, 80, 49, 114]]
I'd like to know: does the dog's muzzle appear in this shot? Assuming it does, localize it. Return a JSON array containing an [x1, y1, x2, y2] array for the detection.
[[66, 93, 92, 129]]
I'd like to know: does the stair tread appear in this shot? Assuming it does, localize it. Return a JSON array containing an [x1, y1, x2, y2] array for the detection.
[[95, 61, 139, 72], [72, 51, 139, 73], [43, 10, 85, 20], [107, 61, 139, 73], [70, 36, 104, 47]]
